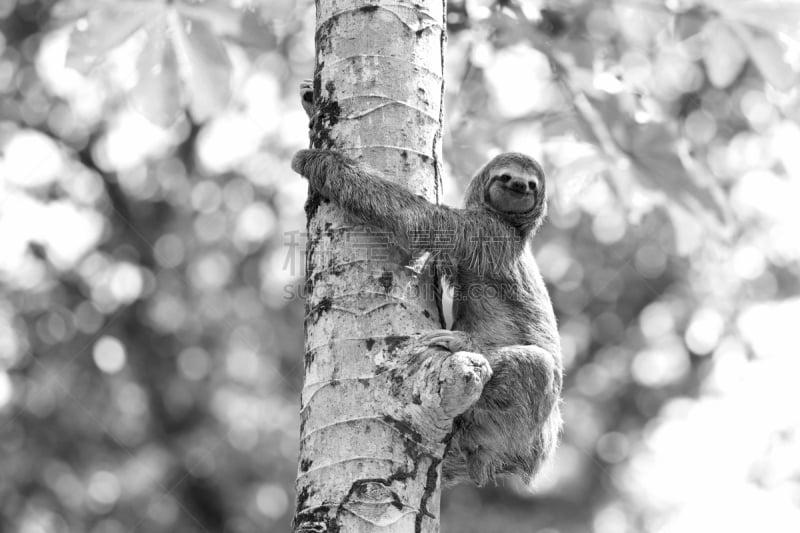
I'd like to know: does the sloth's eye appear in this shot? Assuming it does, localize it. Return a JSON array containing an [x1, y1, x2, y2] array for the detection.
[[528, 180, 538, 193], [497, 174, 512, 183]]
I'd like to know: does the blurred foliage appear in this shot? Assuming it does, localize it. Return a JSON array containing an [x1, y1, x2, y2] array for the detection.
[[0, 0, 799, 532]]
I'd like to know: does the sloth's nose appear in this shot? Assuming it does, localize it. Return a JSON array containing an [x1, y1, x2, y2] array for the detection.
[[507, 177, 529, 193]]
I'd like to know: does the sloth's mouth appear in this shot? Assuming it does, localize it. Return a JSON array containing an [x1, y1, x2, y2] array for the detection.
[[500, 186, 531, 197]]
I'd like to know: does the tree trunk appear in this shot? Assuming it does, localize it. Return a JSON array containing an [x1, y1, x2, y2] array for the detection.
[[292, 1, 486, 532]]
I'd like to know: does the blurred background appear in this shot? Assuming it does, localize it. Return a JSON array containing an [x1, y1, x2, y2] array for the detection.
[[1, 0, 799, 531]]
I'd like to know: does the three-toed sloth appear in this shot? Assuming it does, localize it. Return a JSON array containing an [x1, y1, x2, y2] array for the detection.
[[294, 83, 562, 487]]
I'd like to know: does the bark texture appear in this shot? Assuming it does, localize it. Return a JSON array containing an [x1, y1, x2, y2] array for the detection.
[[293, 1, 489, 532]]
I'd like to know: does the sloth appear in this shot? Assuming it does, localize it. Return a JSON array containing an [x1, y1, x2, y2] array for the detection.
[[293, 83, 562, 486]]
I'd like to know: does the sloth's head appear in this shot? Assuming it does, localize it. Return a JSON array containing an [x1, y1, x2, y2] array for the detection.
[[466, 152, 547, 235]]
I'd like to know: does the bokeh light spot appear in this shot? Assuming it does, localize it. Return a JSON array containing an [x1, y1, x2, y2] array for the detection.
[[190, 180, 223, 214], [194, 212, 228, 243], [684, 109, 717, 144], [189, 252, 232, 291], [109, 262, 143, 303], [740, 90, 776, 131], [592, 210, 627, 244], [226, 348, 260, 384], [178, 346, 211, 381], [87, 471, 121, 510], [632, 343, 690, 387], [0, 129, 63, 188], [596, 431, 630, 464], [74, 301, 104, 334], [93, 336, 126, 374], [575, 363, 613, 399], [197, 113, 263, 174], [485, 44, 554, 118], [684, 307, 725, 355], [639, 302, 676, 341], [0, 371, 12, 408], [146, 495, 179, 526], [235, 202, 275, 244], [732, 245, 765, 280], [256, 483, 289, 519], [153, 234, 185, 269]]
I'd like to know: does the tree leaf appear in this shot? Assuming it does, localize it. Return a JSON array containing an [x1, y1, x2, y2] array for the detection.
[[176, 0, 242, 38], [737, 26, 797, 91], [51, 0, 111, 21], [702, 20, 748, 89], [169, 13, 232, 123], [626, 123, 728, 224], [552, 152, 606, 211], [702, 1, 800, 91], [675, 8, 707, 40], [665, 203, 705, 255], [128, 16, 183, 126], [233, 11, 278, 50], [66, 0, 163, 73], [705, 0, 800, 37]]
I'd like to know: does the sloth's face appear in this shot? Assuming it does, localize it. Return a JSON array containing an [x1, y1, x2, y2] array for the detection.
[[486, 165, 541, 214]]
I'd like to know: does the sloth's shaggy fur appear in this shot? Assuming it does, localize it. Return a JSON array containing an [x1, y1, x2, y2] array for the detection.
[[292, 147, 563, 486]]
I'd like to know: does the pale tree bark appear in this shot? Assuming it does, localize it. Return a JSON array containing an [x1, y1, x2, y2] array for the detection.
[[292, 1, 490, 532]]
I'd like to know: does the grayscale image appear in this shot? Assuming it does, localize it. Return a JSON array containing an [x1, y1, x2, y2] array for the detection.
[[0, 0, 798, 532]]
